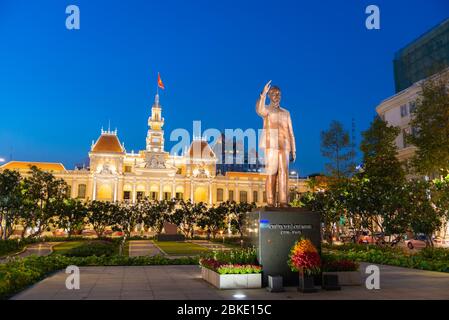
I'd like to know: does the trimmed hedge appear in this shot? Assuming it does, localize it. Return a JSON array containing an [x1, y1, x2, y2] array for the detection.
[[0, 254, 199, 300], [0, 239, 42, 258], [324, 244, 449, 273]]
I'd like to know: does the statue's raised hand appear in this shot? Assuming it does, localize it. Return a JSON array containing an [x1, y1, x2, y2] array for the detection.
[[261, 80, 272, 97]]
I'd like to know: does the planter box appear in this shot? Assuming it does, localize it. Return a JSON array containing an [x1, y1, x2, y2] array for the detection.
[[201, 267, 262, 289], [323, 271, 362, 286]]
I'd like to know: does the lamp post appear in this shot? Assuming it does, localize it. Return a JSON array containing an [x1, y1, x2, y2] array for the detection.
[[0, 158, 5, 163]]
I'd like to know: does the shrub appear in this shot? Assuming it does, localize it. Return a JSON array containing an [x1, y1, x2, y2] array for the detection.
[[201, 248, 258, 265], [324, 244, 449, 273], [63, 241, 116, 257], [216, 264, 262, 275], [321, 255, 359, 272]]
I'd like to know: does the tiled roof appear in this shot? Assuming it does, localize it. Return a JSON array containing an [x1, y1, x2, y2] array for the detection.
[[92, 134, 124, 153], [0, 161, 66, 172], [187, 140, 215, 159]]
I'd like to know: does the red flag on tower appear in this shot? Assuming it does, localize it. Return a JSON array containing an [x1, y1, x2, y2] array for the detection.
[[158, 72, 165, 90]]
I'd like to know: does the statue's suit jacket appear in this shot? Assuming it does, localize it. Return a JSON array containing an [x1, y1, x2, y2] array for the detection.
[[256, 96, 296, 153]]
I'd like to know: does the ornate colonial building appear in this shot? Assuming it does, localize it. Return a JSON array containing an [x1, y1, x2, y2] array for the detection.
[[1, 94, 309, 205]]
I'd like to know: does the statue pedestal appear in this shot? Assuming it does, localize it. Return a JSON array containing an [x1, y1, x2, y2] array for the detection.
[[245, 207, 321, 286], [155, 222, 185, 241]]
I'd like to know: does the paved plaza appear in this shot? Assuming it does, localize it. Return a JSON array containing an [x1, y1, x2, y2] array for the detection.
[[128, 240, 162, 257], [12, 263, 449, 300]]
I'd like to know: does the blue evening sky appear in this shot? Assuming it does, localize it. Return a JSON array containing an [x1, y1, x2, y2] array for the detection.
[[0, 0, 448, 175]]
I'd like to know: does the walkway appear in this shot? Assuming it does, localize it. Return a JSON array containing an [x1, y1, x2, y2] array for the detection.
[[0, 242, 56, 263], [128, 240, 161, 257], [12, 263, 449, 300]]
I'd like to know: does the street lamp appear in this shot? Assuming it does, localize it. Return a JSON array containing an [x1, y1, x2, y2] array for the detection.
[[0, 158, 5, 163]]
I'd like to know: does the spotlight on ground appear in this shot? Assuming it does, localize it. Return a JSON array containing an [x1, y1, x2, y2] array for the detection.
[[233, 293, 246, 299]]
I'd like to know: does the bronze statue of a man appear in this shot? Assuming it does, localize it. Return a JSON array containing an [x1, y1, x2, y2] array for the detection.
[[256, 80, 296, 207]]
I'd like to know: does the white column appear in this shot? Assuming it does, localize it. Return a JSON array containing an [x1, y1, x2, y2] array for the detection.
[[209, 181, 213, 205], [71, 180, 75, 198], [113, 178, 118, 202], [190, 179, 194, 202], [132, 183, 136, 204], [235, 184, 239, 203], [225, 184, 229, 201], [159, 179, 163, 201], [172, 179, 176, 200], [92, 177, 97, 200]]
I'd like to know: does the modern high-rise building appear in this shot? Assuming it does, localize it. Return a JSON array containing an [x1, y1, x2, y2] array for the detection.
[[377, 18, 449, 163], [393, 18, 449, 93]]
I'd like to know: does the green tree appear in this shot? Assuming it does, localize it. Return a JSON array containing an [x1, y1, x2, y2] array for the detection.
[[142, 199, 176, 234], [409, 74, 449, 176], [113, 202, 143, 239], [21, 166, 69, 238], [56, 198, 88, 237], [321, 120, 355, 179], [0, 170, 24, 239], [198, 204, 227, 239], [433, 173, 449, 238], [226, 201, 256, 238], [358, 117, 407, 238], [172, 200, 206, 238], [87, 201, 116, 237], [403, 179, 444, 246]]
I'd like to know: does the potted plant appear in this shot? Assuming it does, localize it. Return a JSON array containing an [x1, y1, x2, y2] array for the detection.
[[322, 255, 361, 286], [288, 238, 321, 293]]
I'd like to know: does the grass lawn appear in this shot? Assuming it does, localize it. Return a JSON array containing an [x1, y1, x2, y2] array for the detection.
[[51, 241, 85, 255], [153, 241, 209, 255]]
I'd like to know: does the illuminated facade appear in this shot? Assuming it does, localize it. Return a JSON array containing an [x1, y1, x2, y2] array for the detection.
[[1, 94, 309, 205]]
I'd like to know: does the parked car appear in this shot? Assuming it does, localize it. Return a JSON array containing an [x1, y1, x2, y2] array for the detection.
[[405, 234, 427, 249], [433, 237, 449, 248], [357, 231, 386, 245], [52, 229, 67, 237]]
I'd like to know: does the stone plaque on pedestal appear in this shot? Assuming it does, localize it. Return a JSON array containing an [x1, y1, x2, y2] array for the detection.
[[155, 222, 185, 241], [245, 207, 321, 286]]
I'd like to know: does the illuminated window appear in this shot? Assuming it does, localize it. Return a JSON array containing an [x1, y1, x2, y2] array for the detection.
[[123, 191, 131, 200], [253, 190, 258, 203], [228, 190, 234, 201], [77, 184, 86, 199], [150, 192, 158, 200], [400, 105, 408, 117], [175, 192, 183, 200], [164, 192, 171, 200], [137, 191, 145, 201], [217, 188, 224, 202], [124, 166, 132, 173], [239, 191, 248, 203]]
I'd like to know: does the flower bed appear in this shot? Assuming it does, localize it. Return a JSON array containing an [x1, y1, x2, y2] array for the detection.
[[321, 257, 361, 286], [199, 249, 262, 289]]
